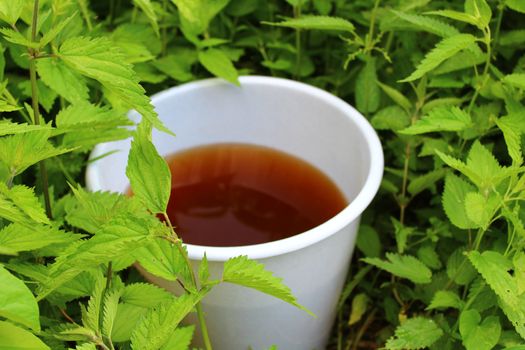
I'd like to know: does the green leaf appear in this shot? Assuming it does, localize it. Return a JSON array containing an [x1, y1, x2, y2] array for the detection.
[[376, 81, 412, 112], [356, 57, 380, 113], [459, 309, 501, 350], [427, 290, 463, 310], [0, 120, 50, 136], [466, 141, 504, 189], [160, 325, 194, 350], [153, 52, 196, 82], [442, 174, 476, 229], [514, 252, 525, 295], [36, 58, 89, 103], [0, 130, 71, 176], [82, 273, 105, 333], [408, 168, 446, 197], [40, 13, 77, 47], [0, 0, 25, 25], [264, 16, 354, 32], [391, 218, 414, 254], [362, 253, 432, 284], [223, 255, 313, 314], [133, 0, 159, 36], [417, 245, 442, 270], [74, 344, 97, 350], [390, 10, 460, 38], [400, 106, 472, 134], [465, 0, 492, 28], [370, 106, 410, 131], [198, 253, 211, 285], [447, 248, 477, 286], [102, 290, 121, 339], [121, 283, 173, 308], [130, 293, 204, 350], [504, 74, 525, 89], [348, 293, 369, 326], [0, 183, 50, 225], [126, 124, 171, 213], [506, 0, 525, 13], [0, 28, 38, 48], [0, 223, 78, 255], [0, 265, 40, 331], [401, 34, 477, 82], [198, 48, 239, 85], [17, 80, 57, 113], [0, 320, 50, 350], [426, 10, 480, 27], [500, 30, 525, 46], [385, 317, 443, 349], [464, 192, 498, 229], [58, 36, 171, 135], [356, 225, 381, 258], [171, 0, 230, 36], [56, 102, 131, 131], [497, 115, 524, 165]]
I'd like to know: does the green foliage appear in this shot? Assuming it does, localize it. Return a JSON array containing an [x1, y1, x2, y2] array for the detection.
[[0, 320, 49, 350], [385, 317, 443, 349], [362, 253, 432, 284]]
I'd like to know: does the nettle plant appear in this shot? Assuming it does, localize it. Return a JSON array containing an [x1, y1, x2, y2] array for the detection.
[[1, 0, 525, 349], [0, 1, 308, 350]]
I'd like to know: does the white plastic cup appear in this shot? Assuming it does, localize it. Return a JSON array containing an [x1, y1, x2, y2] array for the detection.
[[86, 76, 383, 350]]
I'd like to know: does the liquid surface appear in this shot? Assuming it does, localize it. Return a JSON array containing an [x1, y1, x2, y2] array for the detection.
[[163, 143, 348, 247]]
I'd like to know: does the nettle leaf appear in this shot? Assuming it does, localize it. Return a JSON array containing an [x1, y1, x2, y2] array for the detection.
[[348, 293, 369, 326], [0, 320, 50, 350], [171, 0, 230, 36], [55, 102, 131, 131], [442, 174, 477, 229], [121, 283, 173, 308], [75, 344, 97, 350], [408, 168, 446, 197], [401, 106, 472, 134], [426, 10, 480, 27], [0, 183, 49, 225], [370, 106, 410, 131], [0, 223, 78, 255], [153, 52, 196, 82], [466, 141, 505, 189], [464, 192, 498, 229], [514, 252, 525, 295], [465, 0, 492, 29], [0, 0, 24, 25], [459, 309, 501, 350], [376, 81, 412, 112], [223, 255, 312, 314], [0, 265, 40, 331], [0, 28, 39, 48], [133, 0, 159, 36], [82, 273, 105, 334], [17, 80, 57, 113], [356, 225, 381, 258], [417, 245, 442, 270], [265, 16, 355, 32], [0, 130, 71, 176], [468, 251, 525, 338], [58, 36, 171, 135], [362, 253, 432, 284], [126, 124, 171, 213], [427, 290, 463, 310], [130, 293, 204, 350], [390, 10, 460, 38], [0, 119, 50, 136], [102, 289, 121, 339], [447, 248, 477, 286], [504, 74, 525, 90], [160, 325, 194, 350], [500, 29, 525, 46], [401, 34, 477, 82], [36, 58, 89, 103], [385, 317, 443, 349], [391, 218, 414, 254], [356, 57, 380, 113], [40, 13, 77, 47], [198, 48, 239, 85], [507, 0, 525, 13], [497, 114, 525, 165]]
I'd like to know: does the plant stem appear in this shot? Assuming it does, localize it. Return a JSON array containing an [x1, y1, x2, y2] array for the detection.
[[28, 0, 53, 220], [468, 28, 492, 114], [162, 212, 212, 350]]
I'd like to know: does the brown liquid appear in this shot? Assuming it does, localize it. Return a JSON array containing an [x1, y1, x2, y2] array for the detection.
[[162, 143, 347, 247]]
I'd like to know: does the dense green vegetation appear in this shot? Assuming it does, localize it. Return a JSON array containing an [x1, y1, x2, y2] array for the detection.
[[1, 0, 525, 349]]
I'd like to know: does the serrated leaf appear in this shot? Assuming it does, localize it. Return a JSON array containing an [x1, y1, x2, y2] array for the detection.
[[56, 102, 131, 131], [427, 290, 463, 310], [74, 344, 97, 350], [362, 253, 432, 284], [356, 225, 381, 258], [130, 293, 204, 350], [459, 309, 501, 350], [401, 34, 477, 82], [0, 28, 38, 48], [465, 0, 492, 29], [464, 192, 497, 229], [40, 13, 77, 47], [153, 52, 196, 82], [0, 0, 25, 25], [377, 81, 412, 112], [133, 0, 159, 36], [356, 57, 379, 113], [385, 317, 443, 349], [0, 320, 50, 350], [417, 245, 442, 270], [348, 293, 368, 326], [198, 48, 239, 85], [160, 325, 194, 350], [391, 218, 414, 254], [0, 119, 50, 136], [408, 168, 446, 196], [126, 124, 171, 213], [223, 255, 312, 314], [426, 10, 480, 27], [0, 223, 79, 255], [0, 183, 49, 224], [497, 115, 524, 165], [370, 105, 410, 131], [500, 30, 525, 46], [0, 130, 71, 176], [0, 265, 40, 331], [198, 253, 211, 285], [121, 283, 173, 308], [36, 58, 89, 103], [504, 74, 525, 89], [264, 16, 354, 32], [171, 0, 230, 36], [82, 273, 105, 333], [390, 10, 460, 37], [17, 79, 57, 113], [58, 36, 171, 135], [466, 141, 504, 190], [447, 248, 477, 286], [442, 174, 477, 229], [102, 290, 121, 338], [507, 0, 525, 13], [401, 106, 472, 134], [514, 252, 525, 295]]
